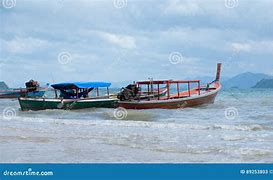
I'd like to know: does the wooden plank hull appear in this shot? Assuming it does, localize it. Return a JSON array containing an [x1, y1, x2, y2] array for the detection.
[[0, 89, 46, 99], [118, 86, 220, 109], [18, 97, 118, 111], [0, 91, 24, 98]]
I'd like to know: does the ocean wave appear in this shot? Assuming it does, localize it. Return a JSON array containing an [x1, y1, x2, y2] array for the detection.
[[210, 124, 266, 131], [219, 148, 273, 157], [3, 116, 271, 133]]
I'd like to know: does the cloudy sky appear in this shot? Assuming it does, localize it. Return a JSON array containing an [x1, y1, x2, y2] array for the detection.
[[1, 0, 273, 87]]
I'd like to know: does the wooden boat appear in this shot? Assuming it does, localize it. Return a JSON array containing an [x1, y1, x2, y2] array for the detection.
[[118, 63, 222, 109], [18, 82, 118, 111], [0, 89, 47, 98], [0, 80, 48, 99]]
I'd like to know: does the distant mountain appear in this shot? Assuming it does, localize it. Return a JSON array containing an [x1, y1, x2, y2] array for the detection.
[[253, 79, 273, 88], [223, 72, 273, 89], [0, 81, 9, 90]]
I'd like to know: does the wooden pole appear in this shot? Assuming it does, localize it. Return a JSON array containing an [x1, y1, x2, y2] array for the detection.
[[107, 87, 109, 95], [188, 82, 191, 97], [150, 78, 153, 95], [177, 83, 180, 98], [167, 82, 170, 99], [96, 88, 99, 96], [215, 63, 222, 81], [198, 82, 200, 95], [157, 84, 160, 100], [138, 84, 141, 101]]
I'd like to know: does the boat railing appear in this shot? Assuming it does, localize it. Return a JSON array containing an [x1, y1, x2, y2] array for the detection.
[[136, 80, 201, 100]]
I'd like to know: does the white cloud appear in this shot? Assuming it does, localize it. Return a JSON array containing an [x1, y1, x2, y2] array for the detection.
[[2, 37, 50, 54], [78, 30, 136, 49], [98, 32, 136, 49], [230, 42, 252, 52], [254, 40, 273, 54], [164, 0, 202, 16], [229, 40, 273, 54]]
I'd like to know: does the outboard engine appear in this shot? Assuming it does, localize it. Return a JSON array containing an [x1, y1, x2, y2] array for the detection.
[[117, 84, 140, 101], [25, 80, 40, 92]]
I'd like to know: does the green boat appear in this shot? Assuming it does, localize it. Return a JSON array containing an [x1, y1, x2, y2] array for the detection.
[[18, 82, 118, 111]]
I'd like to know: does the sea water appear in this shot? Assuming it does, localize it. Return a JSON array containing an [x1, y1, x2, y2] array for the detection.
[[0, 89, 272, 163]]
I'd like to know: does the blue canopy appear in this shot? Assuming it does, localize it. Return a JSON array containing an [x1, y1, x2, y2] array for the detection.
[[51, 82, 111, 90]]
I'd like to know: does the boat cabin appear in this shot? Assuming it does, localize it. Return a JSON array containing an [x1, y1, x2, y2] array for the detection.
[[51, 82, 111, 99]]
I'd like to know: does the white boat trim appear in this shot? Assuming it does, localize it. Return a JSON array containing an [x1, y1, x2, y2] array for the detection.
[[19, 97, 117, 103]]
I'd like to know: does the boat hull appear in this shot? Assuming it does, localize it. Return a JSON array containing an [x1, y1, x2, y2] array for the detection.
[[19, 97, 118, 111], [0, 89, 46, 99], [0, 91, 24, 98], [118, 89, 219, 109]]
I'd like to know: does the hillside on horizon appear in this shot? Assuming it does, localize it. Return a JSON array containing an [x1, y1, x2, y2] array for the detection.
[[0, 81, 9, 90], [253, 79, 273, 88], [222, 72, 273, 89]]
